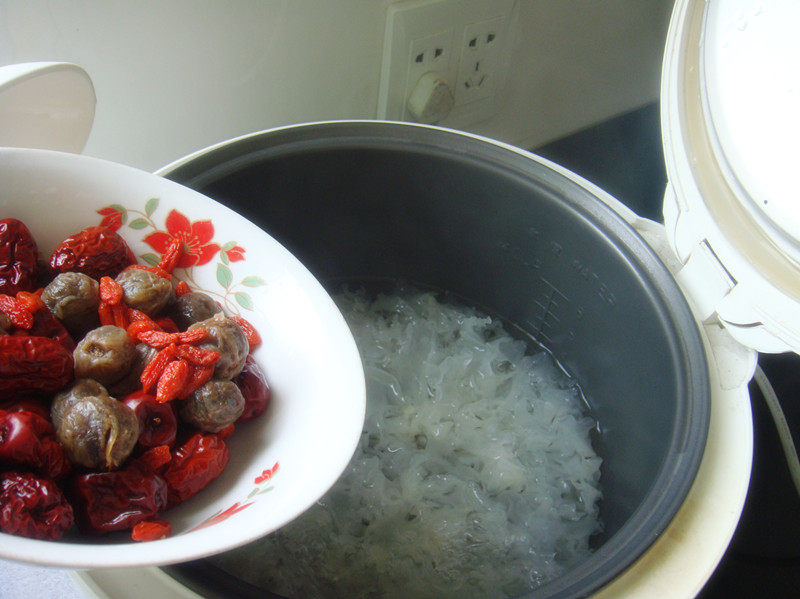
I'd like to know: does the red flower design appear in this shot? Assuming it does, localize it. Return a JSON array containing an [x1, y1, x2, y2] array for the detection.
[[224, 245, 246, 263], [97, 207, 123, 231], [255, 461, 280, 485], [144, 209, 220, 268], [190, 501, 253, 532]]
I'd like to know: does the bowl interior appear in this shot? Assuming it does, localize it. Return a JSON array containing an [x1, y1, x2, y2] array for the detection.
[[161, 122, 710, 598], [0, 147, 365, 569]]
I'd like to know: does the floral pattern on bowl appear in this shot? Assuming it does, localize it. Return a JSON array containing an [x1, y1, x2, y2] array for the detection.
[[190, 462, 280, 532], [97, 199, 265, 315], [0, 146, 365, 569], [98, 198, 282, 532]]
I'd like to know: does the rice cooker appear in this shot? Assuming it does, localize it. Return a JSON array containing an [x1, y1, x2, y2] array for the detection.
[[0, 0, 796, 596]]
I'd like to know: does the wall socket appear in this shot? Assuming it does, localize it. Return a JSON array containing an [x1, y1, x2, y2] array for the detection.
[[455, 16, 504, 105], [377, 0, 514, 127]]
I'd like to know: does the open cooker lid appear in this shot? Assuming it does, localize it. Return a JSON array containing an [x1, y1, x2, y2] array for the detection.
[[0, 62, 95, 153], [661, 0, 800, 353]]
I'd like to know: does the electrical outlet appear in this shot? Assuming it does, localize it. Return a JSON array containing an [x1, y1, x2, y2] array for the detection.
[[378, 0, 514, 126], [405, 29, 455, 118], [377, 1, 457, 123], [455, 17, 504, 105]]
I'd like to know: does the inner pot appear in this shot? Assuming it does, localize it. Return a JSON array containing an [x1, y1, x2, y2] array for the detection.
[[160, 122, 710, 598]]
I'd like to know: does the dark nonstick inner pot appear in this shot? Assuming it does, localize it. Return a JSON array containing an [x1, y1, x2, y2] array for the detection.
[[161, 122, 709, 598]]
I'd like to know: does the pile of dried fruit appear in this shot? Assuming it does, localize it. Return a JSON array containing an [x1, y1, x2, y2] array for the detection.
[[0, 218, 270, 542]]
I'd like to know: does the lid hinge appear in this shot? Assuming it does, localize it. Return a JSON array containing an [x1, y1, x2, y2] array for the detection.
[[676, 240, 736, 323]]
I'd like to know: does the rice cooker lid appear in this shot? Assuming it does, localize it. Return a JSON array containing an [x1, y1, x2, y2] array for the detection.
[[661, 0, 800, 353], [0, 62, 95, 153]]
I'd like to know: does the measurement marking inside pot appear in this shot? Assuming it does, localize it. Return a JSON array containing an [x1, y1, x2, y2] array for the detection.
[[570, 258, 618, 306], [533, 277, 569, 341]]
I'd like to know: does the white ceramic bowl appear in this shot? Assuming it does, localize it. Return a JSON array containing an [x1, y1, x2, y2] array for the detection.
[[0, 147, 366, 568]]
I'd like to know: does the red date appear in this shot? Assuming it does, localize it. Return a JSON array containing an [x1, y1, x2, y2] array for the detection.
[[70, 464, 168, 535], [234, 355, 271, 422], [0, 471, 74, 540], [50, 226, 136, 280], [0, 219, 38, 296], [162, 431, 229, 508], [133, 444, 172, 474], [0, 336, 74, 400], [0, 217, 272, 543], [123, 391, 178, 449], [0, 410, 71, 479], [28, 306, 76, 352], [0, 398, 50, 420]]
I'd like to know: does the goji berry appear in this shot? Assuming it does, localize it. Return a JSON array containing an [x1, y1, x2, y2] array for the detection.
[[112, 303, 128, 329], [0, 294, 33, 330], [177, 328, 207, 344], [135, 329, 175, 348], [176, 343, 220, 366], [0, 219, 39, 296], [136, 328, 206, 349], [131, 519, 171, 541], [156, 359, 191, 403], [162, 431, 230, 508], [99, 276, 124, 306], [155, 317, 180, 334], [0, 410, 71, 479], [98, 301, 114, 326], [180, 364, 215, 397], [234, 355, 271, 422], [0, 335, 74, 400], [157, 237, 183, 274], [15, 290, 43, 314], [0, 471, 74, 540], [70, 464, 168, 535], [127, 307, 156, 324], [140, 343, 178, 391], [174, 280, 191, 296], [127, 318, 159, 339], [230, 315, 261, 350], [50, 225, 136, 280]]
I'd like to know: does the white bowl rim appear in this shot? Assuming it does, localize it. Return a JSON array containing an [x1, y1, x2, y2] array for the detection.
[[0, 146, 366, 568]]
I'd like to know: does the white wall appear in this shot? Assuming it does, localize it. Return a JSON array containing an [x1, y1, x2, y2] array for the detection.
[[481, 0, 672, 149], [0, 1, 672, 171]]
